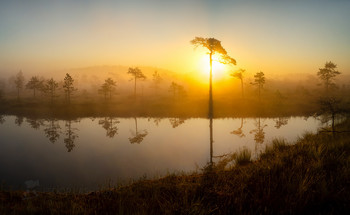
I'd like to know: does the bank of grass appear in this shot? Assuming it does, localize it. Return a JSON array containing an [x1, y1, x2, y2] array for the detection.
[[0, 93, 319, 118], [1, 120, 349, 214]]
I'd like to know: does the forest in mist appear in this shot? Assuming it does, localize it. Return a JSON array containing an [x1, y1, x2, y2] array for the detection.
[[0, 62, 349, 118]]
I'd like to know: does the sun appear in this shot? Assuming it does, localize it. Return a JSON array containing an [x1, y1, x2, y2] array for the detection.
[[198, 55, 228, 80]]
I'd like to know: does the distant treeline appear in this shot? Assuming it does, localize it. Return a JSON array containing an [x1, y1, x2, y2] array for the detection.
[[0, 62, 349, 118]]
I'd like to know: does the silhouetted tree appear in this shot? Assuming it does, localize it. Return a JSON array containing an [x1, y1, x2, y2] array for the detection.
[[168, 82, 186, 98], [99, 83, 109, 101], [129, 118, 148, 144], [168, 82, 177, 97], [14, 71, 24, 101], [252, 71, 265, 102], [230, 68, 246, 99], [128, 67, 146, 98], [63, 73, 77, 104], [64, 120, 79, 152], [316, 96, 345, 135], [44, 118, 61, 143], [191, 37, 236, 118], [317, 61, 341, 94], [43, 78, 59, 105], [99, 78, 116, 101], [98, 117, 120, 138], [26, 76, 44, 98], [230, 118, 245, 138], [152, 71, 162, 95]]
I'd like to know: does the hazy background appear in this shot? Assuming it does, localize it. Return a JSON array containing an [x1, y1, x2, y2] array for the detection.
[[1, 0, 350, 80]]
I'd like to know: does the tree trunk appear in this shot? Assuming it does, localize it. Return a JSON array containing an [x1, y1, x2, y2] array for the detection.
[[134, 77, 137, 98], [209, 52, 214, 165], [241, 78, 244, 99], [209, 52, 213, 118]]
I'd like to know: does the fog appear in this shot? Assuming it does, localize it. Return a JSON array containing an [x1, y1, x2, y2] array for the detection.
[[0, 63, 349, 119]]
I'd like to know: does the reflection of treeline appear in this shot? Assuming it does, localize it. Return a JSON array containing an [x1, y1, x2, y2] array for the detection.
[[5, 116, 80, 153], [1, 116, 189, 150], [0, 61, 349, 117], [2, 119, 349, 214]]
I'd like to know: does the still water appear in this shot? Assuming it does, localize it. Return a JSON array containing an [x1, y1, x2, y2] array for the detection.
[[0, 115, 321, 190]]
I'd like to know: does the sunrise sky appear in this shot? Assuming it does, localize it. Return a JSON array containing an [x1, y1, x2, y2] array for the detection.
[[1, 0, 349, 79]]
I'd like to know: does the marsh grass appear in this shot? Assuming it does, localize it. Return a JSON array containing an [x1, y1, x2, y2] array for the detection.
[[1, 119, 350, 214], [0, 93, 321, 118], [235, 147, 252, 166]]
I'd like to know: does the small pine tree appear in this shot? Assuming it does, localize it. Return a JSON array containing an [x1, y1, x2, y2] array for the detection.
[[252, 71, 265, 102], [317, 61, 341, 94], [63, 73, 77, 104], [26, 76, 43, 98], [127, 67, 146, 98], [14, 71, 24, 101]]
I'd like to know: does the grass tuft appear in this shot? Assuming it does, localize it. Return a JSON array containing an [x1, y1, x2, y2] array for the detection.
[[234, 147, 252, 166]]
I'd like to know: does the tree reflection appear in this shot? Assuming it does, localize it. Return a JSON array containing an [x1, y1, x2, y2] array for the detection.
[[98, 117, 120, 138], [169, 118, 186, 128], [209, 117, 213, 164], [0, 115, 5, 124], [14, 116, 24, 126], [274, 117, 289, 129], [64, 119, 79, 152], [148, 117, 162, 126], [250, 118, 267, 145], [26, 117, 45, 130], [44, 118, 61, 143], [230, 118, 245, 138], [129, 117, 148, 144]]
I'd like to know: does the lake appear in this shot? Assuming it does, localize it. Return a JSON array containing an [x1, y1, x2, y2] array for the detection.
[[0, 115, 322, 191]]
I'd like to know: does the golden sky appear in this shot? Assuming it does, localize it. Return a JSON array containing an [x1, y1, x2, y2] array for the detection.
[[1, 0, 349, 79]]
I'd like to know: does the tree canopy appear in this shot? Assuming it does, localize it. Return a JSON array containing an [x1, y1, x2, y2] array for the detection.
[[63, 73, 77, 104], [99, 78, 116, 100], [26, 76, 43, 98], [190, 37, 236, 65], [317, 61, 341, 92]]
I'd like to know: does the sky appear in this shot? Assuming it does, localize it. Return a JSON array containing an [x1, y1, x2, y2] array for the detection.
[[0, 0, 349, 79]]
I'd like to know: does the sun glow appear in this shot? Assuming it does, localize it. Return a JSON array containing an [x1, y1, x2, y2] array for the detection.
[[197, 55, 230, 81]]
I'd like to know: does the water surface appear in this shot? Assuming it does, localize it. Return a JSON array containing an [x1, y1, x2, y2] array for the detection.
[[0, 116, 321, 190]]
